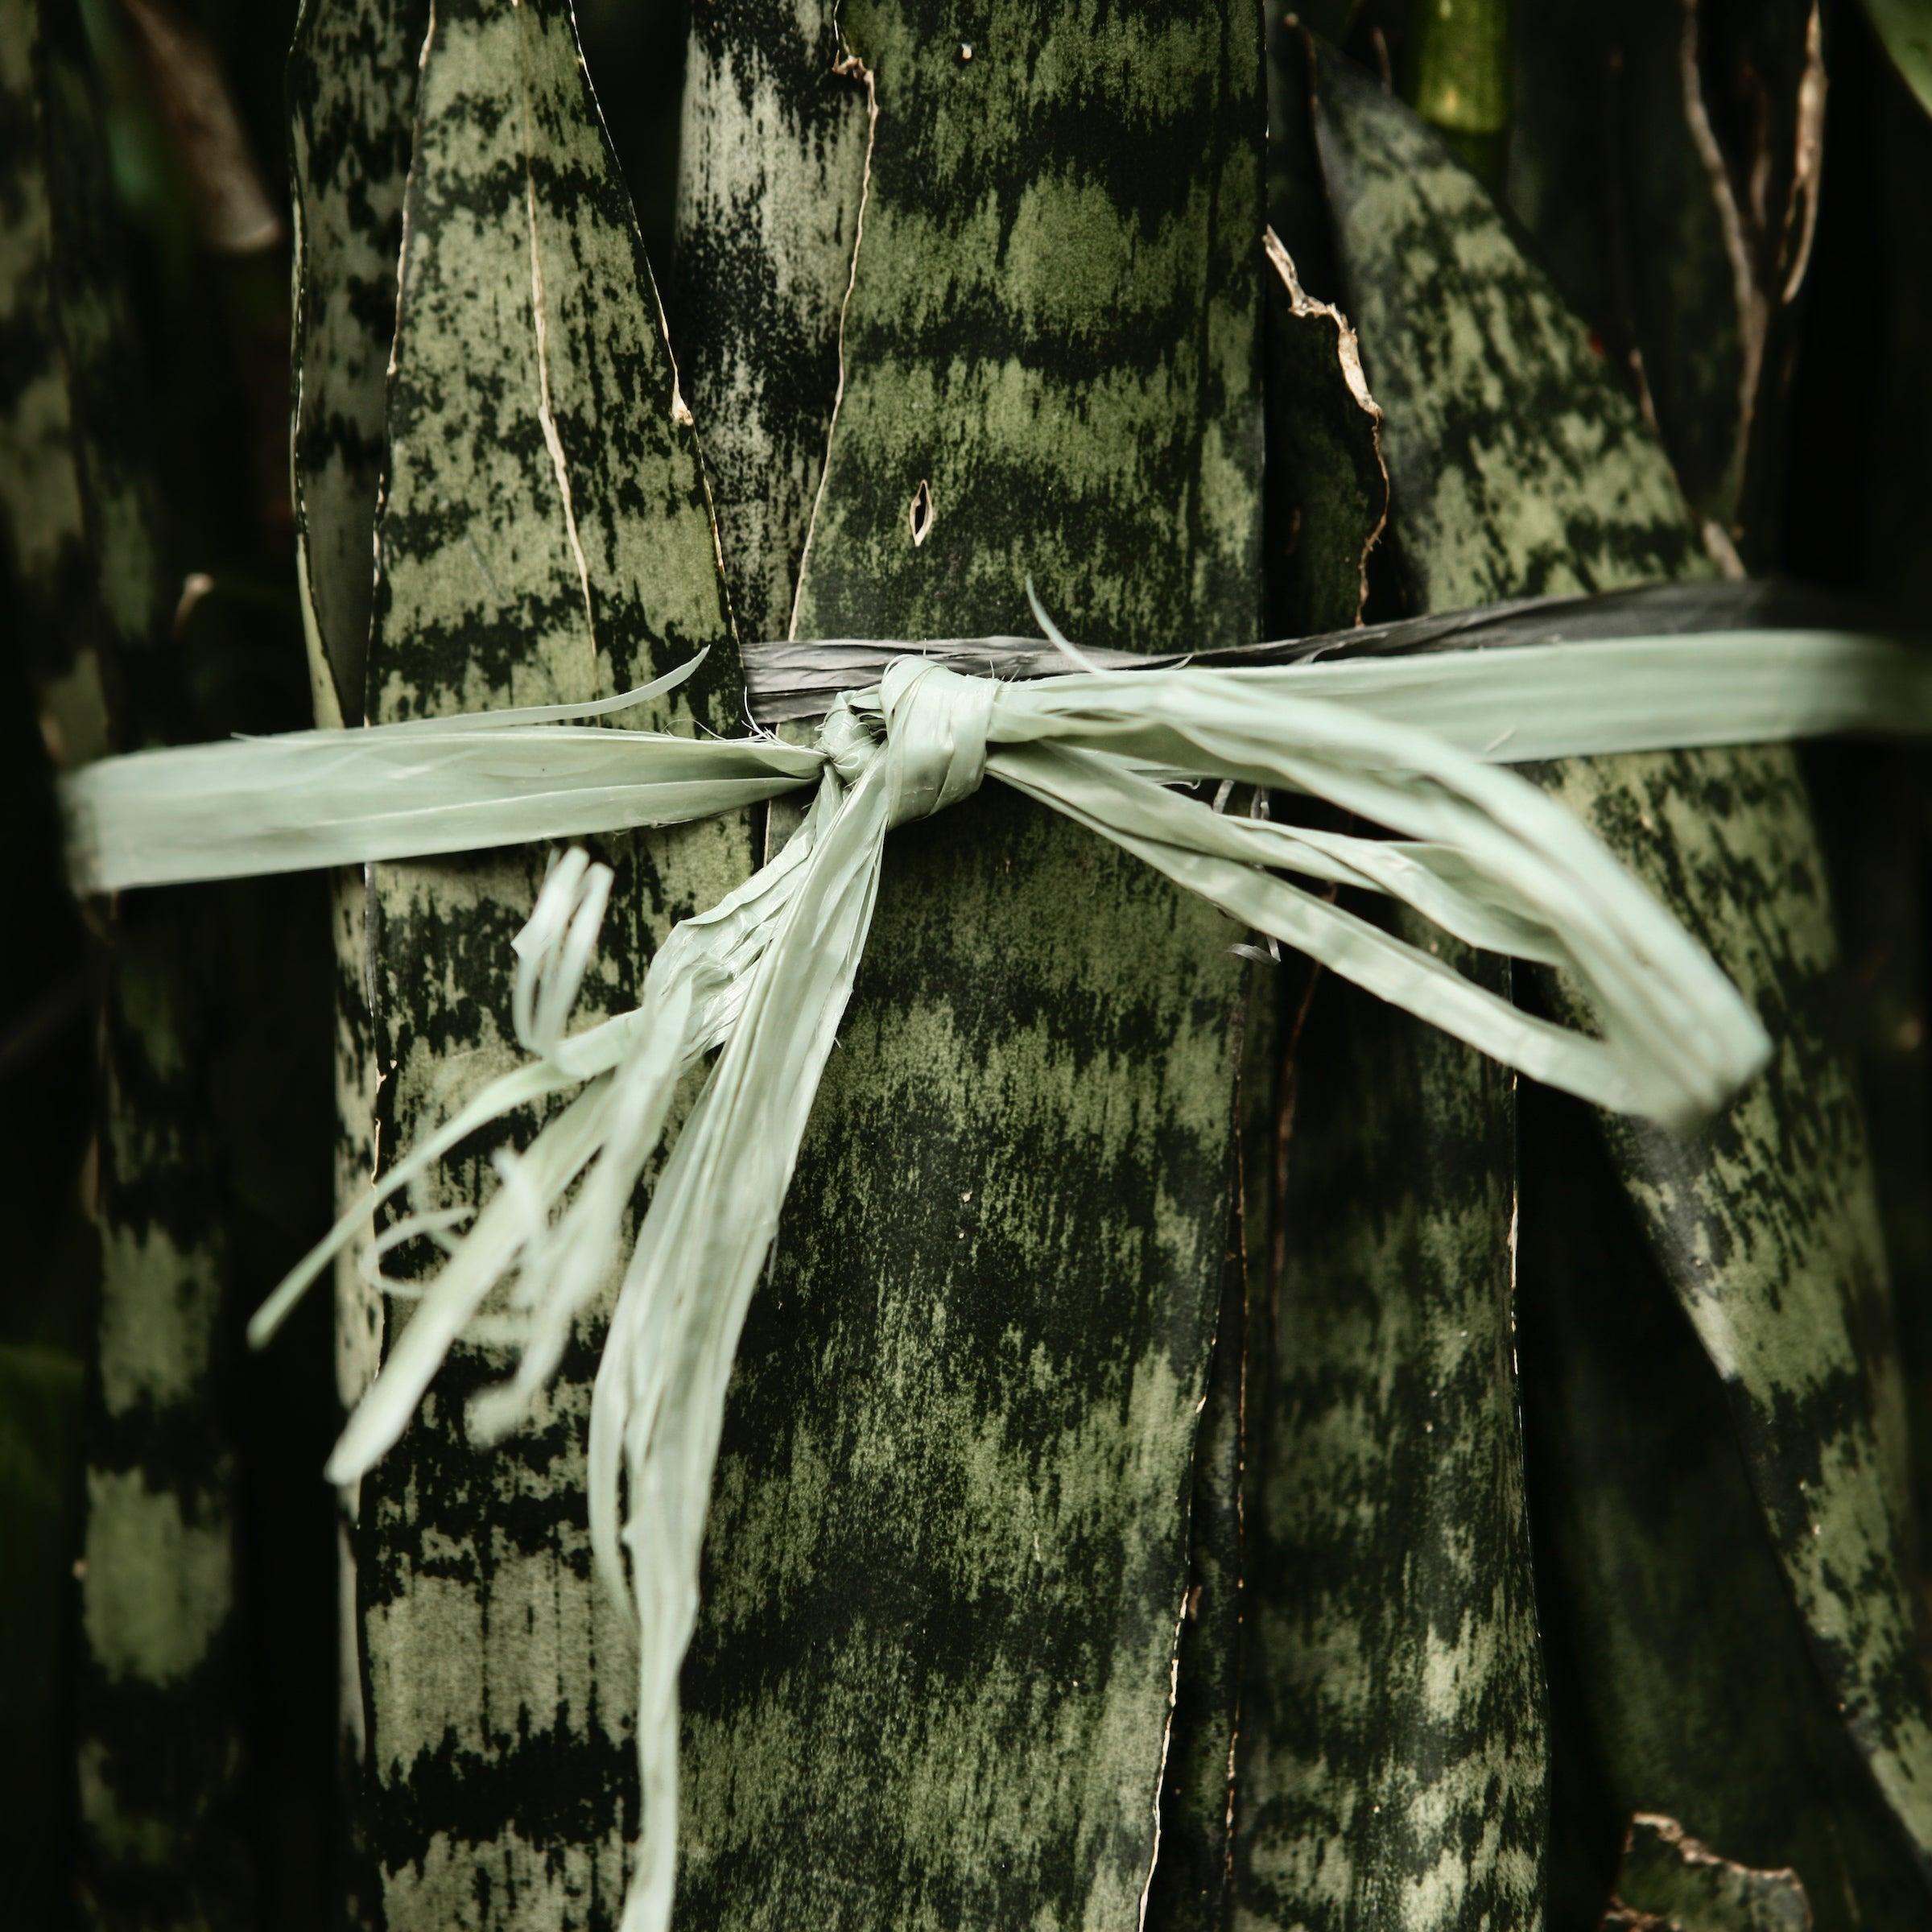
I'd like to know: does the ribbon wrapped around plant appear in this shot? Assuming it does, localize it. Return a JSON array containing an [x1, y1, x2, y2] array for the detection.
[[57, 588, 1932, 1932]]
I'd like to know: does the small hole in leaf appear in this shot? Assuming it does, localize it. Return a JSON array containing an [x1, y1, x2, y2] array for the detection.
[[908, 478, 935, 547]]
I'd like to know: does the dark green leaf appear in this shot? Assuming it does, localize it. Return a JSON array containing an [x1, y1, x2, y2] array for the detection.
[[1863, 0, 1932, 120], [1518, 1080, 1924, 1932], [0, 1343, 82, 1930], [0, 6, 249, 1922], [1235, 53, 1550, 1932], [288, 0, 431, 723], [1236, 939, 1545, 1932], [675, 1, 1265, 1922], [1309, 44, 1932, 1910], [1608, 1814, 1810, 1932], [673, 0, 866, 643], [317, 0, 755, 1922]]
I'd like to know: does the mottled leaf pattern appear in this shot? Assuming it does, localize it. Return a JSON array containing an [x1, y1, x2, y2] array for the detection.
[[789, 0, 1264, 646], [0, 0, 118, 766], [1535, 747, 1932, 1895], [1608, 1815, 1811, 1932], [674, 2, 1265, 1924], [1309, 43, 1932, 1913], [333, 2, 753, 1924], [1236, 938, 1545, 1932], [1235, 53, 1550, 1932], [1310, 46, 1707, 605], [1516, 1089, 1923, 1932], [0, 2, 248, 1923], [288, 0, 431, 725], [287, 9, 430, 1853], [673, 0, 866, 643]]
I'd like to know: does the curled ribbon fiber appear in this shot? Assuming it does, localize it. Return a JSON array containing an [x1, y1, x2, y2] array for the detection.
[[60, 615, 1932, 1932]]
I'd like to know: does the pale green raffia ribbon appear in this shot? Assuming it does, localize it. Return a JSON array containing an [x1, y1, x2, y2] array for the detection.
[[58, 620, 1932, 1932]]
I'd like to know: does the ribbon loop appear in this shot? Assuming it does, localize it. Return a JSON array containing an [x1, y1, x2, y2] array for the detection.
[[819, 659, 995, 826], [877, 658, 995, 826]]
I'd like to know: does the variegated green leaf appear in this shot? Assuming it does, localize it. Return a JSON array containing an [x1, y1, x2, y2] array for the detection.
[[675, 2, 1265, 1924], [1608, 1815, 1810, 1932], [288, 0, 430, 725], [1308, 43, 1932, 1912], [1517, 1090, 1924, 1932], [1310, 44, 1707, 605], [673, 0, 866, 643], [322, 1, 754, 1922], [1236, 939, 1544, 1932], [0, 5, 249, 1924], [1235, 50, 1546, 1932]]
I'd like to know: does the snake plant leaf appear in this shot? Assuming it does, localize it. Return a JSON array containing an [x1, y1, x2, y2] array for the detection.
[[1310, 41, 1932, 1908], [1517, 1084, 1926, 1932], [1607, 1816, 1810, 1932], [1236, 938, 1544, 1932], [328, 1, 753, 1922], [287, 19, 431, 1802], [671, 2, 1264, 1924], [1812, 740, 1932, 1558], [1262, 226, 1387, 637], [0, 3, 249, 1922], [1234, 48, 1545, 1932], [674, 0, 866, 644], [1534, 742, 1932, 1904], [1310, 43, 1708, 605], [287, 0, 431, 724], [1863, 0, 1932, 119], [0, 0, 119, 768], [1507, 0, 1824, 559], [0, 1343, 83, 1929]]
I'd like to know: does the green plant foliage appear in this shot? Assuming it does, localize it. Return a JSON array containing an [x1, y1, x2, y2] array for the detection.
[[0, 1343, 82, 1929], [288, 0, 430, 724], [293, 0, 756, 1921], [1607, 1814, 1811, 1931], [1518, 1084, 1926, 1931], [1864, 0, 1932, 119], [0, 3, 250, 1923], [1238, 935, 1546, 1932], [673, 0, 866, 644], [1304, 40, 1932, 1921], [670, 2, 1265, 1925]]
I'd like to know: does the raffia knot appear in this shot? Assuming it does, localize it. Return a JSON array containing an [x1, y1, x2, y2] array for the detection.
[[821, 658, 993, 828]]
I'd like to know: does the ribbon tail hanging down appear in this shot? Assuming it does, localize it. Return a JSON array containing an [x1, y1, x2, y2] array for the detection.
[[52, 613, 1932, 1932]]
